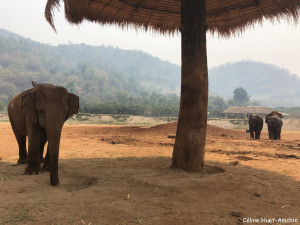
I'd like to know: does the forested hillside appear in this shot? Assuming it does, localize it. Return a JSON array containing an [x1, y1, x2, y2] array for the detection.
[[1, 28, 300, 116], [0, 28, 180, 116]]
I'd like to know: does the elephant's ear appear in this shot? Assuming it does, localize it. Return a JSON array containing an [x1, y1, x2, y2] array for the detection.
[[65, 93, 79, 120], [22, 92, 38, 124]]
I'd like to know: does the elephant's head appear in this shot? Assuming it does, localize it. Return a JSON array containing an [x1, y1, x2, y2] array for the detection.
[[21, 83, 79, 185], [266, 111, 283, 123], [22, 84, 79, 129]]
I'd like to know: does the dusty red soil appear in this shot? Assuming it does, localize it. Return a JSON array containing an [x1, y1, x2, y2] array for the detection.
[[0, 122, 300, 225]]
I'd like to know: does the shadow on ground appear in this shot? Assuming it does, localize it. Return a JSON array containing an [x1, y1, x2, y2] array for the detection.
[[1, 157, 300, 225]]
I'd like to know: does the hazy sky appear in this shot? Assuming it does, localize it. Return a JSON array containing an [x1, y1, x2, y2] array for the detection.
[[0, 0, 299, 76]]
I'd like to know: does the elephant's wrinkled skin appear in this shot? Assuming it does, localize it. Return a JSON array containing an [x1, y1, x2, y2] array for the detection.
[[246, 115, 263, 139], [265, 111, 283, 140], [8, 82, 79, 185]]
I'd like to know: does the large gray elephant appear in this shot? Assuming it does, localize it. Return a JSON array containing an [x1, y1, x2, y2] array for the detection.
[[8, 81, 79, 186], [246, 115, 263, 139], [265, 111, 283, 140]]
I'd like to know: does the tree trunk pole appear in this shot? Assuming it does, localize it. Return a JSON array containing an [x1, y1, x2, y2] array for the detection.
[[171, 0, 208, 171]]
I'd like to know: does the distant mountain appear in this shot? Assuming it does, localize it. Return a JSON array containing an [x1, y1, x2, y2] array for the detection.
[[0, 28, 300, 108], [0, 28, 181, 115], [0, 28, 180, 94], [55, 44, 181, 93], [209, 61, 300, 107], [0, 28, 23, 40]]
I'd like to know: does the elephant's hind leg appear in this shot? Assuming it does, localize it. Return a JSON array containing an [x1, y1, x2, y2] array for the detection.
[[16, 135, 27, 164], [254, 133, 259, 139], [25, 124, 41, 175], [255, 130, 261, 139]]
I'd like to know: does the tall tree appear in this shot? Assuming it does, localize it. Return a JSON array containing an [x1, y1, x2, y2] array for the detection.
[[233, 87, 250, 106], [172, 0, 208, 171]]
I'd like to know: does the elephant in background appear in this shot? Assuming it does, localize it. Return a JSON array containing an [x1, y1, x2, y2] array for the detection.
[[265, 111, 283, 140], [266, 111, 283, 119], [8, 81, 79, 186], [246, 115, 263, 139]]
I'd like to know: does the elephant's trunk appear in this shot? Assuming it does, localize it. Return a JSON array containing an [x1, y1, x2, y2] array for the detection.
[[46, 130, 61, 186], [246, 129, 250, 133]]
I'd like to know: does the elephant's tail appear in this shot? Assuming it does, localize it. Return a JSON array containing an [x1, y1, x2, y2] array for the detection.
[[246, 130, 250, 133]]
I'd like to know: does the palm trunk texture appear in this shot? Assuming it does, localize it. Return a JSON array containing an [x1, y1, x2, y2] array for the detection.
[[171, 0, 208, 171]]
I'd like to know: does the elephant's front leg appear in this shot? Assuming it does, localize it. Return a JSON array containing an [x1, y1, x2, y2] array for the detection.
[[16, 135, 28, 164], [250, 131, 254, 139], [25, 122, 41, 175]]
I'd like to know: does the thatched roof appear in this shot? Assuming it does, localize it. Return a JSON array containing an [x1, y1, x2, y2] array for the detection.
[[45, 0, 300, 36], [223, 106, 272, 114]]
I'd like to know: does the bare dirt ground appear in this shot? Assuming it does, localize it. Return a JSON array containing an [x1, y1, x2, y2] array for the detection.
[[0, 121, 300, 225]]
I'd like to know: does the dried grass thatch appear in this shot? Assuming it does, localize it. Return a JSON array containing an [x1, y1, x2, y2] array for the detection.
[[45, 0, 300, 36], [223, 106, 272, 114]]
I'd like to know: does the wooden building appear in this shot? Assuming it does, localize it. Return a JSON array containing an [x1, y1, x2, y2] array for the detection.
[[223, 106, 272, 118]]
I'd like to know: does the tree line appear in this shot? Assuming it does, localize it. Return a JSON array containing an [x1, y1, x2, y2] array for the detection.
[[79, 92, 180, 117], [208, 87, 261, 117]]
